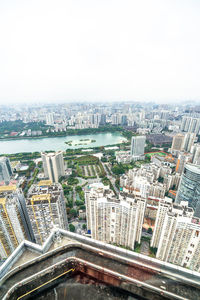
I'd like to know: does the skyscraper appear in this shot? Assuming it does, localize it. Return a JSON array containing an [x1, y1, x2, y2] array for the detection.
[[26, 180, 68, 245], [176, 164, 200, 217], [0, 157, 13, 185], [0, 186, 33, 259], [41, 151, 65, 183], [85, 183, 145, 249], [130, 136, 146, 161]]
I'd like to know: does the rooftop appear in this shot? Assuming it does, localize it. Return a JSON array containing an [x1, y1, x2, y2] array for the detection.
[[1, 229, 200, 300], [27, 183, 63, 205], [0, 185, 16, 192], [38, 180, 52, 186], [31, 194, 51, 202], [0, 197, 6, 205]]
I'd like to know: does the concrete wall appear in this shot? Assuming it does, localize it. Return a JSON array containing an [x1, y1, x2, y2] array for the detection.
[[1, 228, 200, 287]]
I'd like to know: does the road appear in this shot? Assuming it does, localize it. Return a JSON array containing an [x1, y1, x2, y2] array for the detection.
[[102, 162, 119, 194], [72, 186, 76, 208], [140, 240, 150, 256]]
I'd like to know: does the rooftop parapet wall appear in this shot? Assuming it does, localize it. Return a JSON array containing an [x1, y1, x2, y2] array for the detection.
[[0, 229, 200, 297]]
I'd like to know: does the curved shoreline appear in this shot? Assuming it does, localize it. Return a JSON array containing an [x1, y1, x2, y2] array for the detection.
[[0, 127, 125, 142], [0, 132, 128, 155]]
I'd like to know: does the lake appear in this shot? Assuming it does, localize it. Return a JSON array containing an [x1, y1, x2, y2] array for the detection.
[[0, 132, 126, 154]]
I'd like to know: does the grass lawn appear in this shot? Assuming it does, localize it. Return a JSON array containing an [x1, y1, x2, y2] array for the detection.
[[145, 151, 167, 158]]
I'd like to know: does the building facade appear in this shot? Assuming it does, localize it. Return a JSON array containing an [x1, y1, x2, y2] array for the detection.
[[176, 164, 200, 217], [155, 204, 200, 272], [0, 186, 33, 259], [46, 113, 54, 125], [41, 151, 65, 183], [0, 157, 13, 185], [181, 116, 200, 134], [192, 144, 200, 165], [171, 133, 185, 153], [26, 181, 68, 245], [130, 136, 146, 161], [85, 183, 145, 249]]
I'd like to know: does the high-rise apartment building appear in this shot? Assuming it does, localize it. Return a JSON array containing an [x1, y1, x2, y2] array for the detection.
[[85, 183, 145, 249], [175, 152, 193, 174], [155, 203, 200, 272], [149, 183, 166, 199], [26, 180, 68, 245], [171, 133, 196, 156], [0, 186, 34, 259], [46, 113, 54, 125], [121, 115, 128, 126], [151, 201, 193, 249], [171, 133, 185, 153], [111, 114, 120, 125], [192, 144, 200, 165], [176, 164, 200, 217], [131, 136, 146, 161], [100, 114, 106, 125], [0, 157, 13, 184], [163, 173, 181, 191], [143, 196, 172, 232], [183, 133, 196, 152], [41, 151, 65, 183], [181, 116, 200, 134]]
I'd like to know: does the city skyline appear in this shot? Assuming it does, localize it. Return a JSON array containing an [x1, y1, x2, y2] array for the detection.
[[1, 103, 200, 298], [1, 1, 200, 297]]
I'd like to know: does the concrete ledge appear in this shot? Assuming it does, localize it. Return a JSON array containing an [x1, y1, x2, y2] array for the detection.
[[1, 228, 200, 287], [3, 256, 185, 300]]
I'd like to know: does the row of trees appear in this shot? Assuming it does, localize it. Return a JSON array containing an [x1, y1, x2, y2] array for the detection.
[[69, 223, 87, 232]]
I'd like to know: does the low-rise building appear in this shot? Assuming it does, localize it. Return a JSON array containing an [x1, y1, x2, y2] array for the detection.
[[115, 151, 132, 164]]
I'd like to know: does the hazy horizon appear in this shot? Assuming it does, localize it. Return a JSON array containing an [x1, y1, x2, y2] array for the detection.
[[0, 0, 200, 104]]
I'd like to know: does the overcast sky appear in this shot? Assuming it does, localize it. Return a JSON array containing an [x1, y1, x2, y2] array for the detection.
[[0, 0, 200, 104]]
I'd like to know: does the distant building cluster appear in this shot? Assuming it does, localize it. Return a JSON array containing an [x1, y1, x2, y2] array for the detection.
[[2, 103, 200, 275], [115, 135, 146, 163], [120, 162, 180, 199]]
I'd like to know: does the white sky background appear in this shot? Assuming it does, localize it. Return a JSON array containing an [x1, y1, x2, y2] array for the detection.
[[0, 0, 200, 104]]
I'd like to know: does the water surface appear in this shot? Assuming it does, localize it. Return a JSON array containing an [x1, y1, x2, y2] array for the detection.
[[0, 132, 125, 154]]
